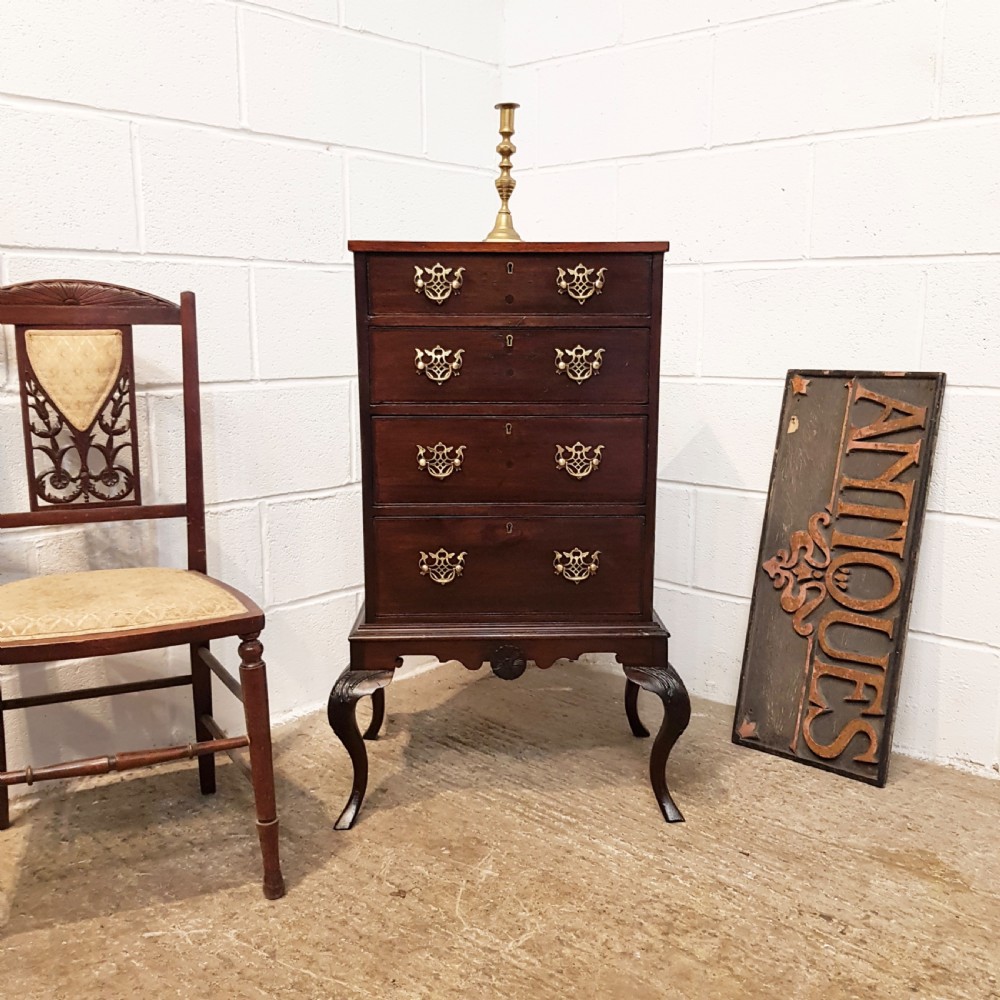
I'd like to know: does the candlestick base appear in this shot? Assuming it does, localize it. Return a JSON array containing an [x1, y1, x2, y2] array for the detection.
[[484, 207, 522, 242]]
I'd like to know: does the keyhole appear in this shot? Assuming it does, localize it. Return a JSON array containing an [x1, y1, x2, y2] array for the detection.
[[505, 422, 512, 436], [505, 334, 514, 348], [506, 522, 513, 534], [507, 261, 514, 275]]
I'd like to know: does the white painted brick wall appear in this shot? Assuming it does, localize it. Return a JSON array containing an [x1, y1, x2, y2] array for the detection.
[[509, 0, 1000, 779], [0, 1, 500, 779], [0, 0, 241, 125], [2, 0, 997, 787]]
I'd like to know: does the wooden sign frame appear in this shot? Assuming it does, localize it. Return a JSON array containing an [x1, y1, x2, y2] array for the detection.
[[733, 370, 945, 785]]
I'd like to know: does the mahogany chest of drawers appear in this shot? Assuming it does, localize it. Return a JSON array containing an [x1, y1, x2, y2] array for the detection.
[[328, 242, 691, 829]]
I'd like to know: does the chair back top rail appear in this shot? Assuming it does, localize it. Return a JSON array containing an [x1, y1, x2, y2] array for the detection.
[[0, 279, 180, 325]]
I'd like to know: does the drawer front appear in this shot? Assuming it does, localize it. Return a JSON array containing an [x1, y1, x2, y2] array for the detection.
[[371, 516, 645, 617], [370, 327, 649, 403], [372, 415, 647, 504], [367, 254, 652, 316]]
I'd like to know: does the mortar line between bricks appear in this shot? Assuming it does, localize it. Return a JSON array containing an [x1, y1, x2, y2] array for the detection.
[[925, 508, 1000, 528], [524, 110, 1000, 169], [5, 246, 1000, 270], [906, 630, 1000, 655], [0, 247, 355, 269], [267, 584, 364, 614], [246, 268, 261, 380], [652, 583, 999, 657], [659, 375, 999, 391], [686, 253, 1000, 269], [917, 267, 930, 368], [657, 480, 766, 500], [0, 93, 495, 170], [207, 482, 360, 510], [223, 0, 501, 68], [128, 123, 146, 253], [258, 499, 272, 607], [653, 580, 750, 604], [235, 5, 250, 129], [419, 50, 428, 157], [931, 0, 948, 121], [134, 376, 358, 395], [342, 152, 353, 256], [659, 374, 783, 385], [505, 0, 878, 67], [653, 477, 1000, 526]]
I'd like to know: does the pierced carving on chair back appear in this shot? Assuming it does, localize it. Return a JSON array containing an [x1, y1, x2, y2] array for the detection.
[[16, 327, 142, 510]]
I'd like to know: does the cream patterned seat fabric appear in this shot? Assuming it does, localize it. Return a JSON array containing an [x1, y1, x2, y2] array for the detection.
[[0, 568, 250, 645]]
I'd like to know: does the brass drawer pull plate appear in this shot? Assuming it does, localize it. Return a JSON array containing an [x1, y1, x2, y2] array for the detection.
[[555, 345, 604, 384], [556, 264, 607, 305], [414, 263, 465, 305], [555, 442, 604, 479], [415, 345, 464, 383], [419, 548, 466, 585], [553, 548, 600, 584], [416, 442, 466, 479]]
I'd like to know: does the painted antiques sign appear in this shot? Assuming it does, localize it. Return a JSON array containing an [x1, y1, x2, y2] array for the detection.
[[733, 371, 945, 785]]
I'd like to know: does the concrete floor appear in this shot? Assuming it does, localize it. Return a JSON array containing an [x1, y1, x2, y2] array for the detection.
[[1, 663, 998, 999]]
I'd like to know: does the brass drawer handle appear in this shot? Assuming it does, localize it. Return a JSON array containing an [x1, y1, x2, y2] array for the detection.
[[416, 442, 466, 479], [553, 548, 600, 584], [556, 264, 607, 305], [419, 548, 466, 585], [415, 345, 464, 383], [555, 442, 604, 479], [555, 345, 604, 384], [414, 263, 465, 305]]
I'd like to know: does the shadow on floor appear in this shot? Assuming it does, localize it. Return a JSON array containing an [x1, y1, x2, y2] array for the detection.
[[339, 661, 721, 831], [0, 724, 337, 936]]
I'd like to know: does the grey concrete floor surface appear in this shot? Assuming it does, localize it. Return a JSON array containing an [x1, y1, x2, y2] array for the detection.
[[0, 662, 997, 999]]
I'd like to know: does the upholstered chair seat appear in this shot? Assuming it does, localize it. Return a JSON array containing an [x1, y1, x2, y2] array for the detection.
[[0, 568, 252, 645]]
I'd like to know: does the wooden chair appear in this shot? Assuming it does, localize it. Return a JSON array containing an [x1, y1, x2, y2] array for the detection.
[[0, 279, 284, 899]]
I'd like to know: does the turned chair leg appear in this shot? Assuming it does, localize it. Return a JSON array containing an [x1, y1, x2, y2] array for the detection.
[[238, 634, 285, 900], [0, 679, 8, 830], [327, 669, 394, 830], [622, 663, 691, 824], [191, 642, 215, 795], [624, 678, 650, 738]]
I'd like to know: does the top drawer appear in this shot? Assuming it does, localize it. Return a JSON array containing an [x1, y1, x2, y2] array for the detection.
[[365, 253, 653, 317]]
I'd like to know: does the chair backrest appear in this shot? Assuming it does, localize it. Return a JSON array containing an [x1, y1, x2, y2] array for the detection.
[[0, 279, 207, 573]]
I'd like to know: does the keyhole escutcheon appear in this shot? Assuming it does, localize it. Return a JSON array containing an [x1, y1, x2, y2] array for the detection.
[[507, 261, 514, 275], [505, 422, 513, 436], [506, 522, 513, 534], [505, 333, 514, 348]]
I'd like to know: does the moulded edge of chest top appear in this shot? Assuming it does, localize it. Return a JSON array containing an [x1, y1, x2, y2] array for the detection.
[[348, 241, 670, 254]]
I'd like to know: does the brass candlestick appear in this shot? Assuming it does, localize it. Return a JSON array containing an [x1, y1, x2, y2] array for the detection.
[[484, 102, 522, 242]]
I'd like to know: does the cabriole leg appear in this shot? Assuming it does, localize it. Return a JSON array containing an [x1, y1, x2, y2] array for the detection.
[[327, 670, 394, 830], [622, 663, 691, 824], [191, 642, 215, 794], [238, 634, 285, 900], [624, 678, 650, 738]]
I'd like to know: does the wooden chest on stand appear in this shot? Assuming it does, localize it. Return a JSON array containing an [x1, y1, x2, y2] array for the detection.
[[327, 242, 691, 829]]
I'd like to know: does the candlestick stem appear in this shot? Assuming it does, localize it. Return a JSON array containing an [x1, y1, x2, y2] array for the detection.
[[484, 102, 522, 242]]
